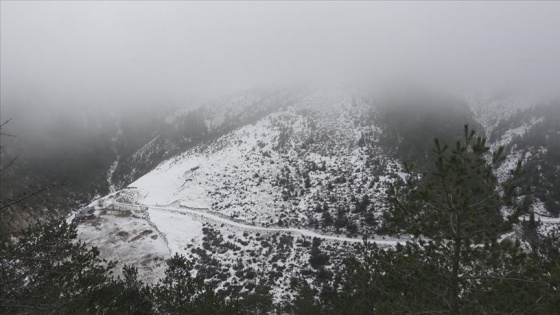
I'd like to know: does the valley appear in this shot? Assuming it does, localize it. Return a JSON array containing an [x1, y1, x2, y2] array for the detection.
[[3, 2, 560, 312], [67, 88, 560, 302]]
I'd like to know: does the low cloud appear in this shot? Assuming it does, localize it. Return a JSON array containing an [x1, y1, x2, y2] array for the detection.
[[1, 1, 559, 135]]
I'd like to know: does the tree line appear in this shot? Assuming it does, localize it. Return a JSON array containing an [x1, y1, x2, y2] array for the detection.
[[2, 125, 559, 314]]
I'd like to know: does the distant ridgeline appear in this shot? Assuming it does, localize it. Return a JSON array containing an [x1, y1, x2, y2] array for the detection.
[[491, 102, 560, 216], [373, 91, 484, 169], [1, 88, 559, 239]]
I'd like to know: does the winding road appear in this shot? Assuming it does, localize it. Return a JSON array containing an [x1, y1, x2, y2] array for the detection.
[[112, 202, 405, 246], [110, 202, 560, 247]]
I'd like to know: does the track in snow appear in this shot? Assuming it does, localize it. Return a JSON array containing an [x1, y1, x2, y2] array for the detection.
[[110, 203, 560, 247], [112, 202, 405, 246]]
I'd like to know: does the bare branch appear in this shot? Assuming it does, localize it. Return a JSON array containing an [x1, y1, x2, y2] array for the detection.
[[0, 179, 66, 211], [0, 118, 16, 137], [0, 155, 19, 172], [0, 118, 13, 129]]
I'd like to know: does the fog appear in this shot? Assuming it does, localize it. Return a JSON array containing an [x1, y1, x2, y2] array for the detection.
[[1, 1, 560, 136]]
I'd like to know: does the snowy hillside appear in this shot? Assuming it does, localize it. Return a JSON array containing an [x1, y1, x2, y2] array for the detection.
[[464, 93, 538, 136], [74, 88, 560, 301], [75, 89, 409, 300], [126, 90, 406, 234]]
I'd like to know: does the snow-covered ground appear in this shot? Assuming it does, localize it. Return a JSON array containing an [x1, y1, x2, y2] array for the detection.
[[464, 92, 539, 136], [117, 202, 404, 246], [127, 90, 397, 237], [76, 199, 400, 302], [74, 88, 559, 302], [147, 208, 204, 254], [77, 211, 169, 283]]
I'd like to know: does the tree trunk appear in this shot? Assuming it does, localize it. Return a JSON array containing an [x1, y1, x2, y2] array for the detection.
[[450, 236, 461, 315]]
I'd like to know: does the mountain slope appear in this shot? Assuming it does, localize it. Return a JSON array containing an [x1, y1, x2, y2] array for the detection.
[[67, 87, 560, 301]]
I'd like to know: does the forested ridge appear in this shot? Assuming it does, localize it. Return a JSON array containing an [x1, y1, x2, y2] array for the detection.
[[2, 126, 559, 315]]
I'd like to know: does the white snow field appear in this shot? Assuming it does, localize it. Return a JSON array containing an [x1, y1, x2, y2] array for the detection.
[[77, 212, 169, 284], [74, 89, 558, 302]]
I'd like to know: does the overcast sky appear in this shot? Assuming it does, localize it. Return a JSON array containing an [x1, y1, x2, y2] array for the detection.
[[2, 1, 560, 122]]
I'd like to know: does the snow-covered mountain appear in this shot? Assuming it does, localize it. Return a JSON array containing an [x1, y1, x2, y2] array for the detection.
[[72, 87, 559, 301]]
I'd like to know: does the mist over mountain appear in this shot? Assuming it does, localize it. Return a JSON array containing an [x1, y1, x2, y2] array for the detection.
[[1, 2, 560, 313], [2, 86, 559, 245]]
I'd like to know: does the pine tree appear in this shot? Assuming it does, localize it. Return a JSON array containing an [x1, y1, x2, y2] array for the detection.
[[0, 220, 117, 314], [289, 280, 322, 315], [314, 203, 323, 213], [334, 209, 347, 230], [105, 265, 154, 314], [0, 221, 250, 315], [309, 238, 329, 269], [239, 282, 274, 315], [322, 211, 333, 227], [308, 125, 560, 314], [153, 253, 239, 315], [384, 125, 527, 314]]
